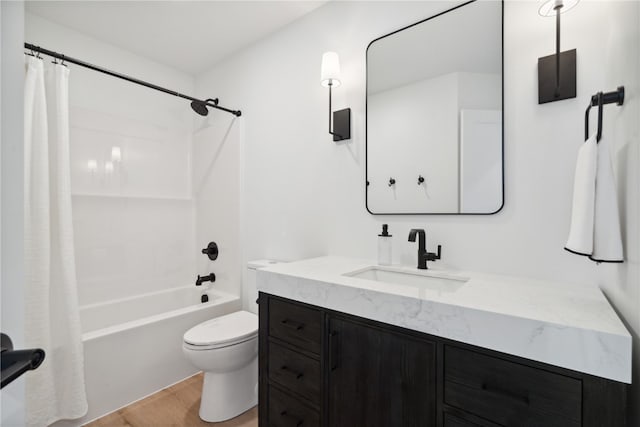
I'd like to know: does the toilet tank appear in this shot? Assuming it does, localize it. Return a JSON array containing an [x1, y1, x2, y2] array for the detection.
[[246, 260, 282, 314]]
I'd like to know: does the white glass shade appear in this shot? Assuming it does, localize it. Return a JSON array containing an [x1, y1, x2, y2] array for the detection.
[[321, 51, 341, 87], [538, 0, 579, 17], [87, 159, 97, 171], [111, 146, 122, 162]]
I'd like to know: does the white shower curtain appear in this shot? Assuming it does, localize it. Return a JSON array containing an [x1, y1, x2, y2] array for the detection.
[[23, 56, 88, 426]]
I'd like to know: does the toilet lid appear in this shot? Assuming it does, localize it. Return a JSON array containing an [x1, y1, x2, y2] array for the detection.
[[183, 311, 258, 347]]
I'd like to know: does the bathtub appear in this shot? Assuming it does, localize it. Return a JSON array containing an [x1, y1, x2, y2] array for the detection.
[[58, 286, 241, 426]]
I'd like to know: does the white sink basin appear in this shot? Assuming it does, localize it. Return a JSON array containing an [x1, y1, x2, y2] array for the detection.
[[344, 266, 468, 293]]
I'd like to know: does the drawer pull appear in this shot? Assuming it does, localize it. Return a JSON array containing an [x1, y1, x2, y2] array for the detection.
[[281, 318, 305, 330], [280, 410, 304, 426], [280, 365, 304, 379], [329, 330, 339, 371], [481, 382, 529, 405]]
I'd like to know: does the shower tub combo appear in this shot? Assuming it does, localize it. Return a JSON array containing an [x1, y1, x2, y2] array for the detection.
[[69, 286, 240, 425]]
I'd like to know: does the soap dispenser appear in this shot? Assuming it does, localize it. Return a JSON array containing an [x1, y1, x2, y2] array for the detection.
[[378, 224, 392, 266]]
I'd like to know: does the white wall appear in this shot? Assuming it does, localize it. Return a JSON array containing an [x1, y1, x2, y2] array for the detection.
[[192, 114, 242, 297], [25, 13, 198, 305], [196, 1, 640, 422], [1, 2, 26, 425]]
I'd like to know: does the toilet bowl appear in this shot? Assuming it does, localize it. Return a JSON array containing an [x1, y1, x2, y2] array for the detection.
[[182, 310, 258, 422], [183, 260, 282, 421]]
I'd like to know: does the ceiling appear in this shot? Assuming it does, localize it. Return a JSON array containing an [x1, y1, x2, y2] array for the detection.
[[25, 1, 327, 76]]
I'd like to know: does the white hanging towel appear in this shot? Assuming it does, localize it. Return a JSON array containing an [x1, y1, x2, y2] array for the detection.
[[590, 136, 624, 262], [565, 133, 598, 256]]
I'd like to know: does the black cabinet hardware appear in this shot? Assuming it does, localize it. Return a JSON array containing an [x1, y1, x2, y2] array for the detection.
[[281, 319, 305, 331], [481, 382, 530, 406], [280, 410, 305, 426], [329, 330, 339, 371], [281, 365, 304, 380]]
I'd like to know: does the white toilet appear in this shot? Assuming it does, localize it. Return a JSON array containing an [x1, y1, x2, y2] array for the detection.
[[182, 260, 279, 422]]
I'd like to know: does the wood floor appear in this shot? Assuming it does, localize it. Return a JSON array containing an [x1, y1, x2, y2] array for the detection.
[[85, 374, 257, 427]]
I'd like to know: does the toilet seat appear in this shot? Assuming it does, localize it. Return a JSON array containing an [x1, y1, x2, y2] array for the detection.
[[183, 311, 258, 350]]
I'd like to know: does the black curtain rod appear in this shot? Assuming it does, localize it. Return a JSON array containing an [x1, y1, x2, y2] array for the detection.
[[24, 43, 241, 117]]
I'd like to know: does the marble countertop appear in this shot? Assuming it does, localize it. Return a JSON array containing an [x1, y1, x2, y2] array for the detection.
[[257, 256, 632, 383]]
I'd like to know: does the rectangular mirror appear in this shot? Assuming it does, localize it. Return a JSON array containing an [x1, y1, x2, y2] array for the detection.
[[366, 0, 503, 215]]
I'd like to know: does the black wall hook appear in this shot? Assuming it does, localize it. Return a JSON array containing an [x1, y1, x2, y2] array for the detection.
[[418, 175, 425, 185], [388, 178, 396, 187]]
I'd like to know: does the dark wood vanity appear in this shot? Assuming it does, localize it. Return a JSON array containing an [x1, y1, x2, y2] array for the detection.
[[258, 293, 627, 427]]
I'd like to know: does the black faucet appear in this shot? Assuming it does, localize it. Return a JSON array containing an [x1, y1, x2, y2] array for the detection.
[[408, 229, 441, 270], [196, 273, 216, 286]]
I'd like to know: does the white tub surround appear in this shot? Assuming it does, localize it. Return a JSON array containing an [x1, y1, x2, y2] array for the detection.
[[53, 287, 241, 427], [257, 256, 632, 384]]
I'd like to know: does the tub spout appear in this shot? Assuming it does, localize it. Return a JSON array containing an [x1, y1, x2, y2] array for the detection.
[[196, 273, 216, 286]]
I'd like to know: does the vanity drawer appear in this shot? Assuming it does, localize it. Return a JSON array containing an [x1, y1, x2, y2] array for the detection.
[[444, 346, 582, 427], [268, 341, 321, 403], [268, 298, 322, 354], [268, 385, 320, 427]]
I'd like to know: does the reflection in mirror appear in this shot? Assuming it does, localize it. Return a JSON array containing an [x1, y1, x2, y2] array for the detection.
[[366, 0, 503, 214]]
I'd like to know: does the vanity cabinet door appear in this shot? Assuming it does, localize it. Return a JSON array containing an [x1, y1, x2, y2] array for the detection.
[[327, 315, 437, 427]]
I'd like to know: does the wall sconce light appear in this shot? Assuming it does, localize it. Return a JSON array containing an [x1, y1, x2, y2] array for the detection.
[[321, 51, 351, 141], [538, 0, 579, 104], [87, 159, 97, 172]]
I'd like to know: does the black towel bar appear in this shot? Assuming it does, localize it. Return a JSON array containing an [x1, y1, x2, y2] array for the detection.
[[585, 86, 625, 142], [1, 333, 45, 389]]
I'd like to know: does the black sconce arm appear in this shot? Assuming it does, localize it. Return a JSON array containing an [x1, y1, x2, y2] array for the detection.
[[326, 81, 351, 142]]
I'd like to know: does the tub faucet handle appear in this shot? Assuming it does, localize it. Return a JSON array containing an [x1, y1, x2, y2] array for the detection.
[[201, 242, 218, 261]]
